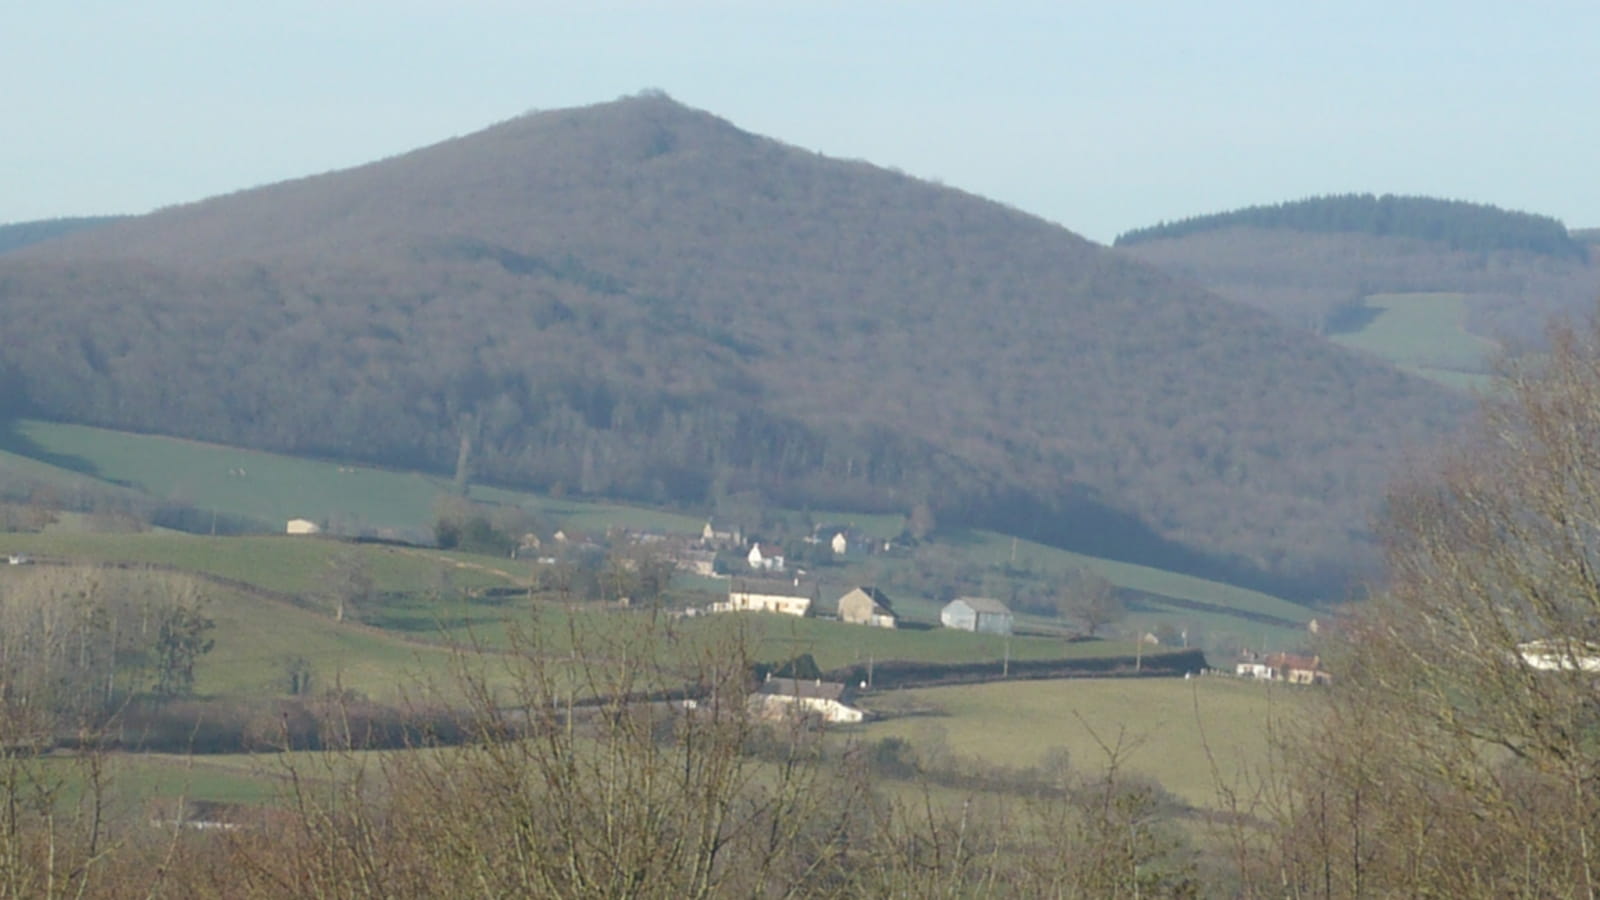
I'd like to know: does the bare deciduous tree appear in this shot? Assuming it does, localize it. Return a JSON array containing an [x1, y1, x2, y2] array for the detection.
[[1269, 315, 1600, 896], [1057, 571, 1124, 637]]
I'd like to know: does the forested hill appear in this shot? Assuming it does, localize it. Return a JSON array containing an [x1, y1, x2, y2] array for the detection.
[[0, 216, 126, 255], [1115, 194, 1583, 259], [0, 94, 1465, 599]]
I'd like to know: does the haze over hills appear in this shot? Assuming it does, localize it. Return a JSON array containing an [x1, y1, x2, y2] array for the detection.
[[1115, 195, 1600, 348], [0, 94, 1467, 598]]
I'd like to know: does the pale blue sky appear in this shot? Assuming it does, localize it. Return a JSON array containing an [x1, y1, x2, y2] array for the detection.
[[6, 1, 1596, 243]]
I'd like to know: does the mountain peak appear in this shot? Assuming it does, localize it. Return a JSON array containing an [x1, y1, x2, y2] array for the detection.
[[0, 101, 1465, 597]]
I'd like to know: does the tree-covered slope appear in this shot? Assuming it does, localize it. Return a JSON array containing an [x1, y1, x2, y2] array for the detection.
[[0, 94, 1465, 598]]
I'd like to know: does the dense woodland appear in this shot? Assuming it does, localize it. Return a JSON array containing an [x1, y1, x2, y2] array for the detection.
[[0, 215, 124, 254], [0, 95, 1467, 599], [1115, 193, 1585, 259]]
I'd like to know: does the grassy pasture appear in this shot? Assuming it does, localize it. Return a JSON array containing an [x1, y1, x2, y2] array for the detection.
[[105, 753, 286, 807], [0, 441, 140, 496], [940, 529, 1317, 625], [862, 676, 1308, 808], [1330, 292, 1497, 391], [194, 581, 472, 701], [2, 419, 705, 539], [0, 532, 516, 596]]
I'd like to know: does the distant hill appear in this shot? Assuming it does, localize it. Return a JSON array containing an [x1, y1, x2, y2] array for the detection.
[[1115, 194, 1584, 260], [0, 216, 127, 255], [1118, 214, 1600, 348], [0, 94, 1466, 599]]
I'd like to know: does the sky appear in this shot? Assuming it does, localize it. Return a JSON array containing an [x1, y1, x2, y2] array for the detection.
[[5, 0, 1597, 244]]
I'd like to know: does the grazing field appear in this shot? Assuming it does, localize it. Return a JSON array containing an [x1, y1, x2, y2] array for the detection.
[[105, 753, 288, 807], [0, 442, 142, 496], [194, 581, 472, 700], [0, 532, 519, 596], [1330, 292, 1497, 391], [862, 676, 1309, 808], [1, 419, 704, 539], [940, 529, 1318, 625]]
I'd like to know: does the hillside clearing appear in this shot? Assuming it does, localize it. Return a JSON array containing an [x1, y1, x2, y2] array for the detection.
[[1330, 292, 1498, 391]]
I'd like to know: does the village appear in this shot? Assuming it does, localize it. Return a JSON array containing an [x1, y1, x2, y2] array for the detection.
[[476, 516, 1336, 724]]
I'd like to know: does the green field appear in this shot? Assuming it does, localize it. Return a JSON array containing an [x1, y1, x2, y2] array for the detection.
[[1, 419, 706, 540], [1330, 292, 1498, 391], [195, 581, 472, 700], [0, 532, 518, 596], [954, 530, 1315, 622], [863, 677, 1308, 808]]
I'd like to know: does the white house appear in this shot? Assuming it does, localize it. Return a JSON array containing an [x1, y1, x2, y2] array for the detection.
[[1235, 652, 1331, 685], [831, 531, 848, 556], [702, 520, 743, 548], [748, 543, 785, 572], [713, 581, 814, 617], [285, 518, 321, 535], [1235, 659, 1273, 679], [749, 677, 866, 724]]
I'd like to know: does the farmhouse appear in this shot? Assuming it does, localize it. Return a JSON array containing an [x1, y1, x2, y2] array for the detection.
[[701, 519, 743, 548], [805, 525, 851, 557], [836, 586, 897, 629], [1234, 654, 1273, 679], [713, 580, 815, 617], [940, 597, 1013, 635], [747, 543, 785, 572], [1236, 652, 1332, 685], [285, 518, 321, 535], [749, 676, 866, 724], [1271, 653, 1331, 685]]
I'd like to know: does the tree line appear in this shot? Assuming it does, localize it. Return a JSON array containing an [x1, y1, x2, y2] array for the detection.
[[1116, 192, 1585, 259]]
